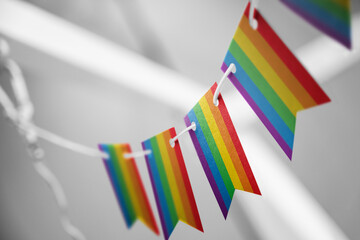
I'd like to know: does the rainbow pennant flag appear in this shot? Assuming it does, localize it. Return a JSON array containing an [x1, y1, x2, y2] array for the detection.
[[184, 83, 261, 218], [99, 143, 159, 235], [280, 0, 351, 48], [222, 4, 331, 159], [142, 128, 203, 240]]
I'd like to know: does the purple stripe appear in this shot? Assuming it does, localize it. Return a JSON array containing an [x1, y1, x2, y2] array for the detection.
[[221, 63, 293, 159], [98, 145, 118, 201], [281, 0, 351, 48], [98, 145, 117, 201], [184, 116, 229, 217]]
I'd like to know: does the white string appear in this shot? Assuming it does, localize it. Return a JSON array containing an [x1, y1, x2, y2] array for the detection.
[[249, 0, 259, 30], [213, 63, 236, 106], [0, 83, 18, 121], [0, 40, 18, 121], [33, 158, 86, 240], [34, 125, 108, 159], [0, 39, 87, 240], [169, 122, 196, 148], [123, 149, 152, 159], [5, 58, 34, 122], [0, 66, 106, 159]]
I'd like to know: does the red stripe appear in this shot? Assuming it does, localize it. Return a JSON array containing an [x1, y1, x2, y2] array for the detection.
[[211, 84, 261, 195], [169, 128, 203, 232], [243, 4, 330, 105]]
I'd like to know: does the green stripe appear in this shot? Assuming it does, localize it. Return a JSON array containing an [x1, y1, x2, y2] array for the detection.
[[150, 137, 178, 226], [193, 103, 235, 198], [229, 40, 296, 133], [108, 145, 136, 222], [310, 0, 350, 23]]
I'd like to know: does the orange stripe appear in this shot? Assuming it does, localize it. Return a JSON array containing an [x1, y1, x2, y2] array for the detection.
[[204, 91, 253, 192], [169, 128, 203, 231], [239, 16, 317, 109], [162, 131, 196, 227], [120, 145, 146, 217], [122, 145, 158, 234]]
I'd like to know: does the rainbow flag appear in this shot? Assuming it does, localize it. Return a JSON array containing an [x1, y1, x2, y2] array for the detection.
[[184, 83, 261, 218], [280, 0, 351, 48], [142, 128, 203, 240], [222, 4, 331, 159], [99, 143, 159, 235]]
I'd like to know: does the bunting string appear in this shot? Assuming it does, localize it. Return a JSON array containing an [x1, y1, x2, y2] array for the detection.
[[213, 63, 236, 106], [0, 0, 337, 238], [169, 122, 196, 147]]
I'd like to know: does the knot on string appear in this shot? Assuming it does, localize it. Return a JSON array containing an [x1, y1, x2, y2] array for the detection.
[[0, 42, 37, 144], [27, 142, 45, 160], [0, 38, 87, 240]]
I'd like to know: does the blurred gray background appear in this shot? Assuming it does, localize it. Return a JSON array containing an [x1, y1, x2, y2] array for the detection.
[[0, 0, 359, 239]]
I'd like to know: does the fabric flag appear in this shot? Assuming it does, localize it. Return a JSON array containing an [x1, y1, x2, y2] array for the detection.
[[184, 83, 261, 219], [280, 0, 351, 49], [99, 143, 159, 235], [222, 3, 331, 159], [142, 128, 203, 240]]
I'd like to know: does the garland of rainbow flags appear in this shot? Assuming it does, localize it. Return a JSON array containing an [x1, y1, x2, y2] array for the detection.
[[0, 1, 352, 240], [97, 1, 351, 238]]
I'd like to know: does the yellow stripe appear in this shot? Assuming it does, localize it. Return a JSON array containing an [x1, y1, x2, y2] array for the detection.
[[234, 27, 305, 115], [125, 151, 152, 226], [240, 16, 317, 108], [156, 134, 186, 220], [115, 145, 142, 218], [199, 97, 244, 190], [163, 130, 195, 225], [204, 91, 253, 192]]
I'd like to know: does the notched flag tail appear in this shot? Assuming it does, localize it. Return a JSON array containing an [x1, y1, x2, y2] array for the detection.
[[142, 128, 203, 240], [184, 83, 261, 219], [99, 143, 159, 235], [222, 3, 331, 159], [280, 0, 351, 49]]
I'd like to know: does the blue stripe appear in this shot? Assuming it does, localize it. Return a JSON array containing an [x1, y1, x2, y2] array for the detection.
[[224, 52, 294, 149], [101, 145, 134, 227], [187, 109, 232, 209], [283, 0, 350, 38], [143, 140, 174, 238]]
